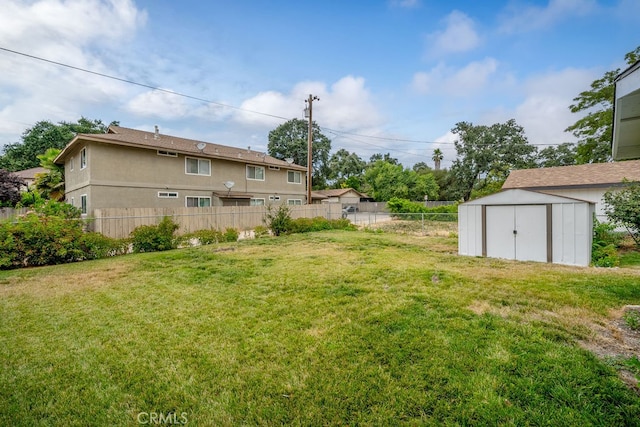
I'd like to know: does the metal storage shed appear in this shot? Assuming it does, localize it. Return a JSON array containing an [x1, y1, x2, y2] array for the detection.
[[458, 189, 594, 266]]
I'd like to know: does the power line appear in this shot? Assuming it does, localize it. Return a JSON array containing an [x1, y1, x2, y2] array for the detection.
[[0, 46, 289, 122], [1, 46, 576, 149]]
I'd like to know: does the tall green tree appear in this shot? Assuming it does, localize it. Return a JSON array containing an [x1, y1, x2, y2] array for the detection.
[[327, 149, 366, 188], [33, 148, 64, 201], [368, 153, 398, 165], [363, 160, 438, 202], [603, 180, 640, 246], [432, 148, 444, 170], [0, 117, 116, 171], [566, 46, 640, 164], [268, 119, 332, 189], [450, 119, 537, 201], [537, 143, 577, 168]]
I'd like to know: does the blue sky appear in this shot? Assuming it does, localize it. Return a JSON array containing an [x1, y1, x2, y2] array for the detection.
[[0, 0, 638, 168]]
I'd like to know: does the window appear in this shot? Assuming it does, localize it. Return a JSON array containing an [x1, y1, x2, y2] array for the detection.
[[246, 165, 265, 181], [269, 166, 280, 170], [288, 199, 302, 206], [158, 192, 178, 198], [185, 157, 211, 175], [269, 195, 281, 201], [250, 198, 265, 206], [186, 196, 211, 207], [157, 150, 178, 157], [80, 148, 87, 170], [70, 156, 74, 172], [80, 194, 87, 214], [288, 170, 301, 184]]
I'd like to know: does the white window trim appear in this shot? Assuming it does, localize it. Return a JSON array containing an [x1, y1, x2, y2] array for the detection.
[[158, 191, 179, 198], [246, 165, 265, 181], [250, 198, 266, 206], [70, 156, 74, 172], [287, 170, 302, 184], [80, 194, 87, 215], [158, 150, 178, 157], [80, 148, 87, 170], [185, 157, 211, 176], [287, 199, 302, 205], [185, 196, 211, 207]]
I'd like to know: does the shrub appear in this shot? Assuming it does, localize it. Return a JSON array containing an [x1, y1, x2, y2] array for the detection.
[[79, 232, 129, 259], [264, 204, 292, 236], [623, 310, 640, 331], [387, 198, 457, 221], [192, 229, 224, 245], [253, 225, 270, 238], [130, 216, 179, 253], [592, 219, 621, 267], [289, 217, 355, 234], [223, 228, 239, 242]]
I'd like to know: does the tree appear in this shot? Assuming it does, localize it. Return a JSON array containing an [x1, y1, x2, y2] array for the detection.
[[566, 46, 640, 164], [603, 180, 640, 246], [369, 153, 398, 165], [327, 149, 366, 188], [537, 143, 577, 168], [363, 160, 438, 201], [0, 117, 116, 171], [432, 148, 443, 170], [0, 169, 26, 207], [450, 119, 537, 201], [267, 119, 332, 189], [412, 162, 431, 174], [33, 148, 64, 201]]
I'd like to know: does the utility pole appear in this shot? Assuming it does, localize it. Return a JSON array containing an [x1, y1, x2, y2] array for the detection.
[[304, 94, 319, 205]]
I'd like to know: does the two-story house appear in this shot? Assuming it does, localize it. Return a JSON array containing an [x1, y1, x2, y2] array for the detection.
[[613, 59, 640, 160], [54, 125, 308, 215]]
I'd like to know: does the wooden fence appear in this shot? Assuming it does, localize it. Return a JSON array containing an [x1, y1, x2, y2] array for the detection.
[[91, 204, 343, 239], [0, 207, 30, 220]]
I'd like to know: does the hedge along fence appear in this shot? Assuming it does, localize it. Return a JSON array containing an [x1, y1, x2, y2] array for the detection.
[[387, 197, 458, 221], [91, 204, 343, 239]]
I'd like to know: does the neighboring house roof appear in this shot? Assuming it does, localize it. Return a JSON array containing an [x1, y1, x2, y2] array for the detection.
[[13, 167, 46, 180], [313, 188, 367, 198], [503, 160, 640, 190], [54, 125, 307, 171], [310, 191, 329, 200]]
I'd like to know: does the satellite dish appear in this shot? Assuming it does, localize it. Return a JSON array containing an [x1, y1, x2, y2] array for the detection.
[[223, 181, 235, 189], [196, 142, 206, 150], [285, 158, 294, 164]]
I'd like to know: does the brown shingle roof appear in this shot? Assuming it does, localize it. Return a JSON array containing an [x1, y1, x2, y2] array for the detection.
[[503, 160, 640, 189], [55, 125, 306, 171], [14, 167, 46, 180], [314, 188, 365, 198]]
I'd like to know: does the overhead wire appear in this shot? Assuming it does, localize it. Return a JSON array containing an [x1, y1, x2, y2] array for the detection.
[[1, 46, 575, 151]]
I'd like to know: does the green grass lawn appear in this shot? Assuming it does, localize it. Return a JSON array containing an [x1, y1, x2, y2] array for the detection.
[[2, 231, 640, 425]]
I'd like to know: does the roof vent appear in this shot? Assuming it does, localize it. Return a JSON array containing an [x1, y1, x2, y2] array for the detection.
[[154, 125, 159, 140]]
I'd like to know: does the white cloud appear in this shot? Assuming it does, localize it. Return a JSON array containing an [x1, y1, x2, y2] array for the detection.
[[499, 0, 596, 33], [234, 76, 384, 132], [0, 0, 147, 141], [411, 58, 499, 96], [426, 11, 480, 56]]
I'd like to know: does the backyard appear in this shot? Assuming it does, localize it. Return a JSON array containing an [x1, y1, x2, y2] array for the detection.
[[2, 229, 640, 425]]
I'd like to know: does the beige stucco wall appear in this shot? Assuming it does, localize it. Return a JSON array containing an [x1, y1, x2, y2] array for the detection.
[[63, 141, 306, 213]]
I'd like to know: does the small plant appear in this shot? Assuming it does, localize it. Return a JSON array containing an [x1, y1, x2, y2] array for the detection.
[[253, 225, 270, 238], [264, 204, 292, 236], [592, 219, 621, 267], [623, 309, 640, 331], [223, 228, 239, 242], [130, 216, 180, 253]]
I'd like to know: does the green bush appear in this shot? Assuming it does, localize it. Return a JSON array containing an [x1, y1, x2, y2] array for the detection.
[[79, 232, 129, 259], [289, 217, 355, 234], [264, 204, 292, 236], [223, 228, 239, 242], [592, 219, 621, 267], [130, 216, 180, 253], [253, 225, 270, 238], [387, 198, 457, 221]]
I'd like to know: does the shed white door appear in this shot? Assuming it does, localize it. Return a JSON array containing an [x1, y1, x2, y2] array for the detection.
[[486, 205, 547, 262]]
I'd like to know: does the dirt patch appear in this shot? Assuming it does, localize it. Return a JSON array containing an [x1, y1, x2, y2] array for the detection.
[[579, 306, 640, 391]]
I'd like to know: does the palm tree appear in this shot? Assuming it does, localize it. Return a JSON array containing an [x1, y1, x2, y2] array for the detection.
[[432, 148, 443, 171]]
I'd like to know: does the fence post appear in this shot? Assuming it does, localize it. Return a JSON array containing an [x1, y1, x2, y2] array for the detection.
[[421, 213, 425, 235]]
